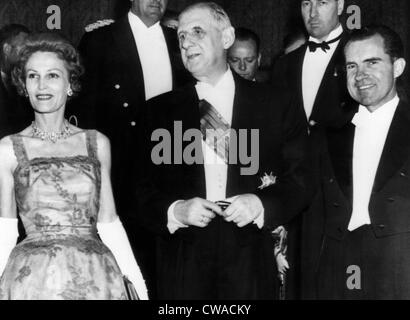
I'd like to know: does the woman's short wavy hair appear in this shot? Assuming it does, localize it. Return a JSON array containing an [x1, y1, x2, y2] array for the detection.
[[12, 32, 84, 98]]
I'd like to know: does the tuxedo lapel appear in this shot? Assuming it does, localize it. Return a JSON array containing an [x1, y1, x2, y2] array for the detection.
[[373, 101, 410, 192], [226, 75, 253, 197], [310, 33, 347, 121], [112, 17, 145, 101], [291, 46, 306, 121], [179, 86, 207, 197], [162, 26, 179, 87], [327, 121, 355, 205]]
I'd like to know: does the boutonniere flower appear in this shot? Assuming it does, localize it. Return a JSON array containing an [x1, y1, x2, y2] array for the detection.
[[258, 172, 277, 190]]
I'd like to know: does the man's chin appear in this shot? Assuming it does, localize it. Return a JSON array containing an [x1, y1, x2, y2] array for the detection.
[[241, 74, 253, 81]]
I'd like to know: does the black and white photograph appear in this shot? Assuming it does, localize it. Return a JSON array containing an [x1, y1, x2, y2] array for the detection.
[[0, 0, 410, 308]]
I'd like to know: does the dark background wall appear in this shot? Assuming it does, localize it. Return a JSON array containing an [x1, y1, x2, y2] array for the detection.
[[1, 0, 409, 87]]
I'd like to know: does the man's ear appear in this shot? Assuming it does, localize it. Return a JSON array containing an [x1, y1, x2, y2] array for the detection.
[[257, 53, 262, 67], [3, 43, 11, 56], [393, 57, 406, 79], [222, 26, 235, 50], [337, 0, 345, 16]]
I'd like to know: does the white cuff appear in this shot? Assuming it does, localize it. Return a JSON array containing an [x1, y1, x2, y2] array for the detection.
[[253, 207, 264, 229], [167, 200, 188, 234], [97, 217, 148, 300], [0, 217, 18, 277]]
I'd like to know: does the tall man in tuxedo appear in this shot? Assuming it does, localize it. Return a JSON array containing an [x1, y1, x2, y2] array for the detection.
[[136, 2, 308, 299], [71, 0, 190, 298], [273, 0, 354, 127], [316, 25, 408, 299], [271, 0, 356, 299]]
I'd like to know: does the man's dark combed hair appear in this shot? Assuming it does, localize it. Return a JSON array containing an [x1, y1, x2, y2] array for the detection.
[[345, 25, 404, 61], [234, 27, 261, 53], [0, 24, 30, 47]]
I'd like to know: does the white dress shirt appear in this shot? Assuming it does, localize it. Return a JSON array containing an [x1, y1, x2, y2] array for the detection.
[[348, 95, 399, 231], [302, 24, 343, 119], [167, 68, 263, 233], [128, 12, 173, 100]]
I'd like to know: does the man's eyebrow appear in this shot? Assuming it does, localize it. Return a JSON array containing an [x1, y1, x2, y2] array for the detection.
[[345, 57, 383, 65], [363, 57, 383, 63]]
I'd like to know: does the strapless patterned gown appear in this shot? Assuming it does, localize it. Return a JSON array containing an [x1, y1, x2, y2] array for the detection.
[[0, 130, 127, 299]]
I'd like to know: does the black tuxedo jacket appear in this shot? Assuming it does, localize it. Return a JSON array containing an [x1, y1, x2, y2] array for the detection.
[[271, 32, 357, 299], [136, 73, 309, 298], [321, 100, 410, 239], [271, 32, 356, 130], [0, 81, 9, 138], [312, 100, 410, 298], [0, 79, 32, 139]]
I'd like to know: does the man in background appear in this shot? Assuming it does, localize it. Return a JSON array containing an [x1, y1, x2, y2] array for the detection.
[[71, 0, 190, 298], [0, 24, 32, 139], [228, 27, 261, 81], [271, 0, 355, 299]]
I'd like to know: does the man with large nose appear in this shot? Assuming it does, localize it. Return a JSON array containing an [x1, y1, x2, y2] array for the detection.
[[136, 2, 308, 299]]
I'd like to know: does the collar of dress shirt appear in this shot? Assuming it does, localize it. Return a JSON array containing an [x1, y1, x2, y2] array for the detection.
[[195, 67, 235, 124], [308, 24, 343, 43], [352, 95, 399, 128], [195, 67, 234, 100], [128, 11, 162, 35]]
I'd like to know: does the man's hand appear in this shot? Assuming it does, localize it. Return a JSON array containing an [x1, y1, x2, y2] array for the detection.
[[223, 194, 263, 227], [174, 197, 222, 227]]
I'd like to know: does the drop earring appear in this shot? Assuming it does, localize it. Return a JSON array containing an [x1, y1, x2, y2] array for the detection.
[[67, 88, 73, 96]]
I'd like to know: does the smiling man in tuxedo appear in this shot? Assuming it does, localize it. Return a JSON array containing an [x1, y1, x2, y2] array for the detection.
[[136, 2, 308, 299], [316, 25, 408, 299]]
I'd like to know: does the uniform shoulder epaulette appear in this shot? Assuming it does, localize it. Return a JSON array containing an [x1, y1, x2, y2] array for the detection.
[[84, 19, 115, 32]]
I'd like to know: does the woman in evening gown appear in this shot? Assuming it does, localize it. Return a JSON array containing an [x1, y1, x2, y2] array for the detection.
[[0, 32, 147, 300]]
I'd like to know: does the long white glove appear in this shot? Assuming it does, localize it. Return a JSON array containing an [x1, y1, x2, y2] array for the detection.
[[97, 217, 148, 300], [0, 217, 19, 277]]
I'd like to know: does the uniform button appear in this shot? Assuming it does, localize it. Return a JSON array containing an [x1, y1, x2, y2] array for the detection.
[[123, 102, 129, 108], [378, 224, 385, 229], [309, 120, 317, 127], [114, 84, 120, 89], [340, 102, 346, 107], [333, 202, 340, 207], [387, 197, 395, 202], [130, 121, 136, 126], [400, 171, 407, 177], [329, 178, 334, 183]]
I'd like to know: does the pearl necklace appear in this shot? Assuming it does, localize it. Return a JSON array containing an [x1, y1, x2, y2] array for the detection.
[[31, 120, 72, 143]]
